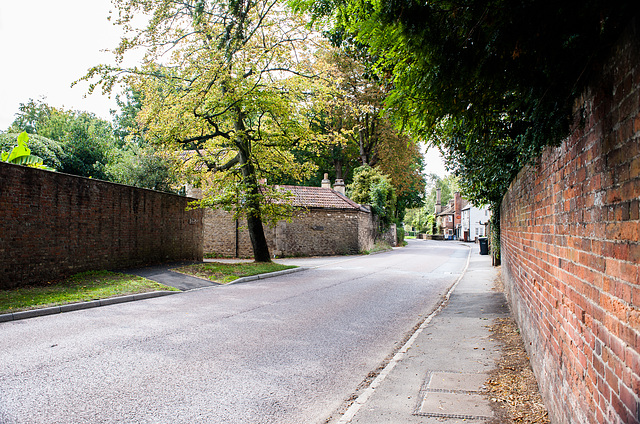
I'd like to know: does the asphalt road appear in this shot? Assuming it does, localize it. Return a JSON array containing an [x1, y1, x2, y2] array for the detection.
[[0, 240, 470, 424]]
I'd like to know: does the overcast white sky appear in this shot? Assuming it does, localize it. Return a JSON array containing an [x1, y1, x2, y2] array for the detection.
[[0, 0, 448, 176], [0, 0, 123, 130]]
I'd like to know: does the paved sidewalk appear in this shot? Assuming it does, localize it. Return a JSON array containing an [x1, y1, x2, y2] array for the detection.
[[117, 261, 218, 291], [337, 250, 508, 423]]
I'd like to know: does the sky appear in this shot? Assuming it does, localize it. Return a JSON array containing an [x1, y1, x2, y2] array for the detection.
[[0, 1, 448, 177], [422, 145, 448, 178], [0, 1, 123, 130]]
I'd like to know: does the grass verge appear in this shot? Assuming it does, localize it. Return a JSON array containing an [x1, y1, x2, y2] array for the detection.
[[0, 271, 179, 314], [173, 262, 297, 284], [362, 241, 393, 255]]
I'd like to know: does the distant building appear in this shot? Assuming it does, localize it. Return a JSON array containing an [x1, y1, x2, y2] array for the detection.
[[436, 199, 456, 239], [461, 203, 492, 242], [436, 191, 491, 241]]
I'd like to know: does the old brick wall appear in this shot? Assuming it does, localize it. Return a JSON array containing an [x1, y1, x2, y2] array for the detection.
[[500, 24, 640, 424], [1, 163, 203, 289], [358, 209, 376, 253], [377, 223, 398, 247]]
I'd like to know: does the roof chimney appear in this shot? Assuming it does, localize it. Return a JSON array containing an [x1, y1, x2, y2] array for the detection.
[[333, 178, 346, 195], [454, 192, 462, 226], [321, 173, 331, 189], [435, 187, 442, 214]]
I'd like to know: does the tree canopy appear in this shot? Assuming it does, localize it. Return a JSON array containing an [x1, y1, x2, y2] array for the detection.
[[348, 165, 396, 229], [80, 0, 326, 261], [4, 97, 179, 192], [6, 99, 118, 179], [293, 0, 639, 211]]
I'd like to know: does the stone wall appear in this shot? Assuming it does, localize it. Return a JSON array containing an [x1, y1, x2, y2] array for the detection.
[[274, 209, 363, 256], [203, 207, 377, 258], [1, 163, 203, 290], [500, 24, 640, 424], [202, 208, 273, 258]]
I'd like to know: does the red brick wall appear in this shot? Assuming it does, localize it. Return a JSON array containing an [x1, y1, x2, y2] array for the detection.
[[500, 25, 640, 424], [0, 163, 203, 289]]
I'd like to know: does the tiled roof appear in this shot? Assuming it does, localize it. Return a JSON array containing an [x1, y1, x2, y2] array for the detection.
[[270, 185, 364, 210], [437, 204, 455, 216]]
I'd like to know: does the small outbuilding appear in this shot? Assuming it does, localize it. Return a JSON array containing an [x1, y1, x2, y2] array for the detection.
[[197, 179, 396, 258]]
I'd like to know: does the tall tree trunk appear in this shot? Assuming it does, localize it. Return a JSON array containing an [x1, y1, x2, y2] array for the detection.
[[358, 126, 368, 165], [239, 150, 271, 262], [333, 158, 343, 180], [235, 110, 271, 262]]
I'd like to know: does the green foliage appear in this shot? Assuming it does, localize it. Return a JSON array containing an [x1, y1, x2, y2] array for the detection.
[[0, 132, 54, 171], [5, 98, 178, 192], [0, 132, 64, 170], [7, 99, 117, 180], [106, 144, 179, 192], [396, 226, 405, 245], [348, 165, 396, 228], [404, 208, 430, 233], [7, 98, 52, 134], [297, 47, 426, 220], [111, 88, 145, 146], [294, 0, 639, 253]]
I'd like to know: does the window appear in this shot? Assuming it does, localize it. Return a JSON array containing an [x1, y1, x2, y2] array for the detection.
[[475, 228, 479, 235], [448, 215, 453, 222]]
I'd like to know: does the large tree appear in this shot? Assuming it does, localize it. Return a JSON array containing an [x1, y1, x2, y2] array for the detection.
[[300, 48, 425, 218], [294, 0, 638, 207], [81, 0, 321, 262]]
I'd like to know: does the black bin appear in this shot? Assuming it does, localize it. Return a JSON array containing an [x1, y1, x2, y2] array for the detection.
[[478, 237, 489, 255]]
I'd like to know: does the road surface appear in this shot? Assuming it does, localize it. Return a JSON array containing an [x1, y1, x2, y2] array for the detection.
[[0, 239, 469, 424]]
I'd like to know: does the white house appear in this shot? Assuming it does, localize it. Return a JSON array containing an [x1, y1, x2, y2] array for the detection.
[[461, 203, 492, 242]]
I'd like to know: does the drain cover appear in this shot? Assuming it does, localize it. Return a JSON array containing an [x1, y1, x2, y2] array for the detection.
[[414, 371, 493, 420]]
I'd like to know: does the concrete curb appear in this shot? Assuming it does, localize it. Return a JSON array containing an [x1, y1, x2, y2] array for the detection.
[[0, 267, 307, 322], [226, 266, 307, 285], [0, 290, 179, 323]]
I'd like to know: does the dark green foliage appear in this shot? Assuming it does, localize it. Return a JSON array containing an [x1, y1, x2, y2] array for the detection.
[[0, 132, 64, 170], [107, 145, 179, 193], [55, 113, 117, 179], [111, 88, 145, 146], [293, 0, 639, 208], [348, 165, 397, 228], [7, 99, 117, 180], [5, 97, 178, 192]]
